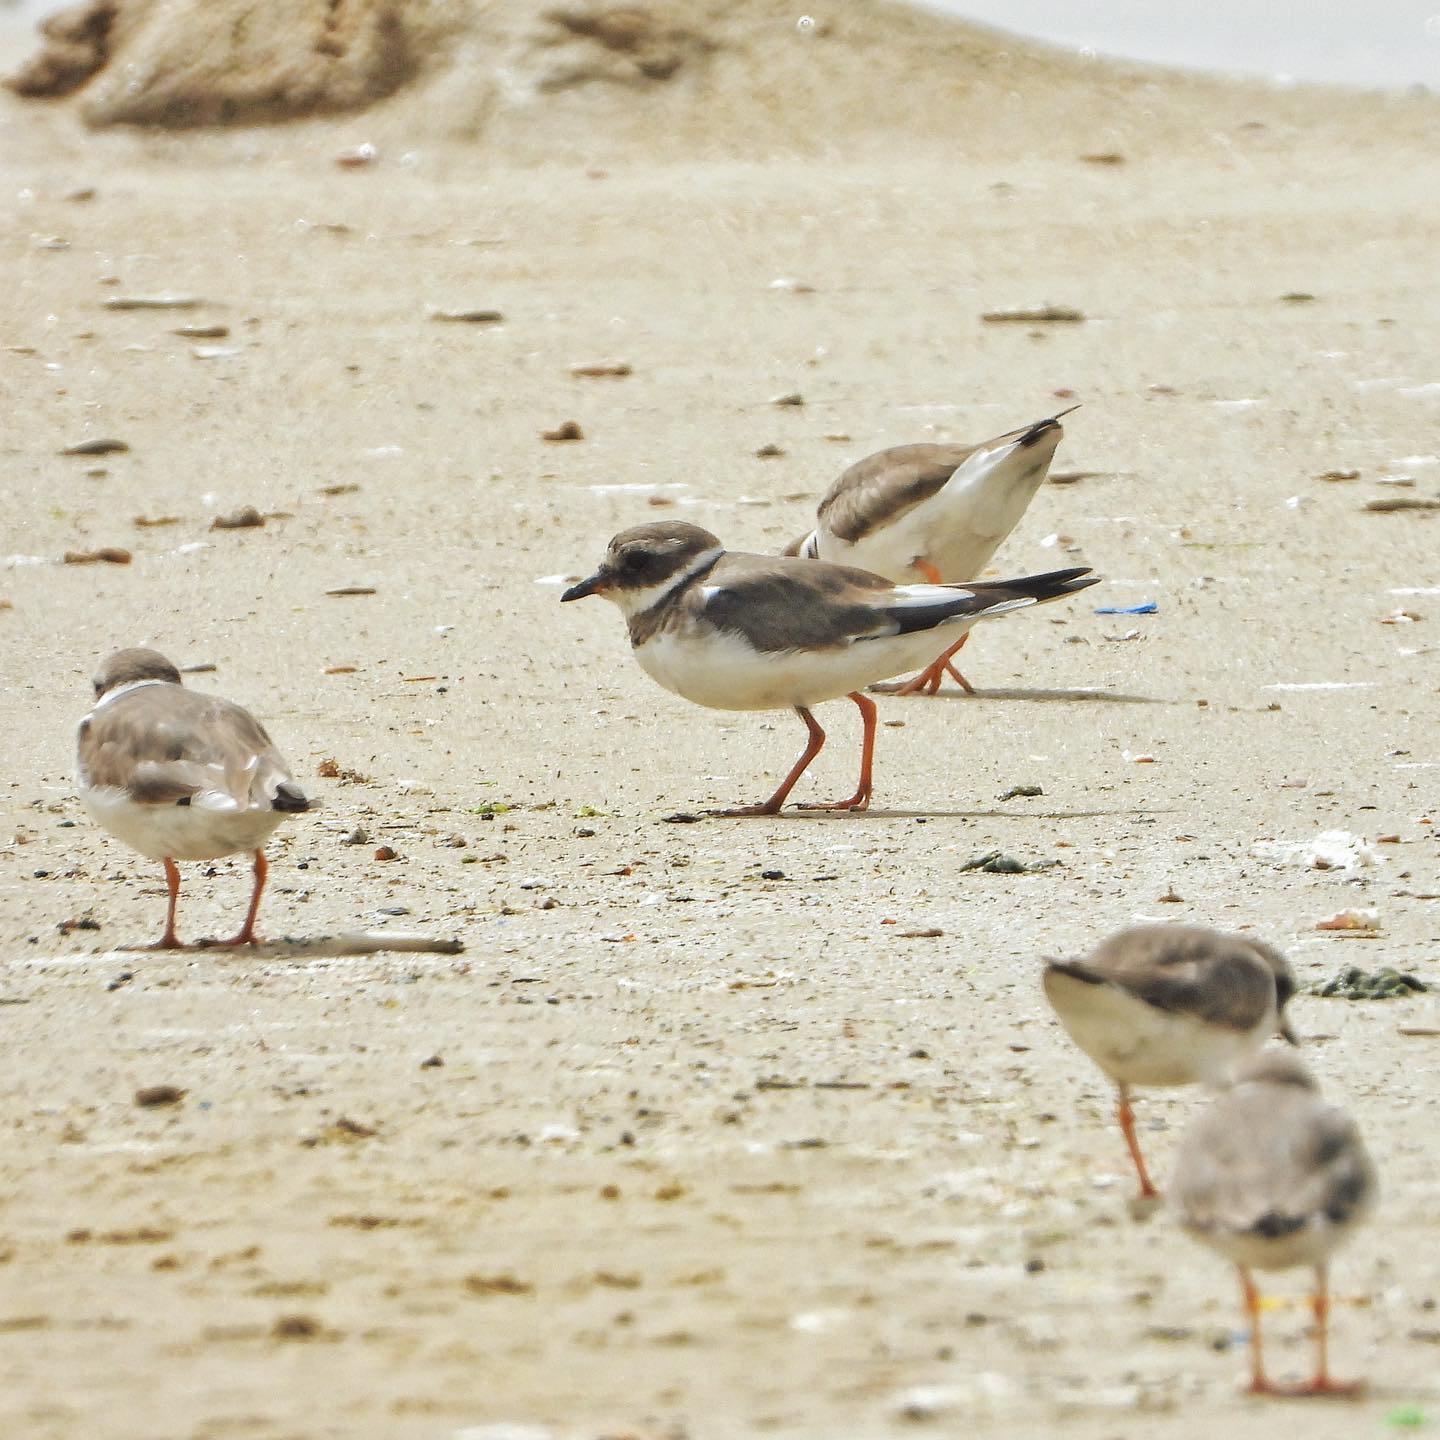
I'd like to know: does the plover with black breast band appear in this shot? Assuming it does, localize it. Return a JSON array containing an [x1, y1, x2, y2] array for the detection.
[[562, 520, 1098, 815], [77, 647, 311, 948], [1043, 924, 1299, 1200], [784, 407, 1076, 694]]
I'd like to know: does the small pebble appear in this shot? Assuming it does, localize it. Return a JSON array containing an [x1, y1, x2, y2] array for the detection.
[[210, 506, 264, 531], [134, 1085, 185, 1108]]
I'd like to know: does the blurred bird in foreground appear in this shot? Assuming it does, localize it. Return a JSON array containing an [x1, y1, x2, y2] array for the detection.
[[1173, 1050, 1375, 1397], [1043, 924, 1298, 1198]]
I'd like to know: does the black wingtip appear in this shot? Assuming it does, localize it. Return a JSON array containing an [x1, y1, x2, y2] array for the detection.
[[272, 781, 310, 813], [1017, 404, 1081, 447], [1010, 565, 1100, 599]]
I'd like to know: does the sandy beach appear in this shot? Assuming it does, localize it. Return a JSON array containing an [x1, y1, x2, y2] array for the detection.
[[2, 4, 1440, 1437]]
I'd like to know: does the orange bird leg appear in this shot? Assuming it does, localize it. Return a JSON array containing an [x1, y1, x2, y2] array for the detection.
[[1116, 1083, 1159, 1199], [218, 849, 268, 946], [153, 857, 183, 948], [798, 692, 876, 812], [871, 559, 977, 696], [1297, 1265, 1364, 1397], [1239, 1266, 1270, 1394], [886, 631, 976, 697], [123, 857, 188, 951], [713, 707, 826, 817]]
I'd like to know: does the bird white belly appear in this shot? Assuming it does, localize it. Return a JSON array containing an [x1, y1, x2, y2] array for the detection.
[[81, 786, 284, 861], [1186, 1215, 1360, 1273], [1046, 971, 1271, 1088], [821, 444, 1051, 583], [634, 626, 973, 710]]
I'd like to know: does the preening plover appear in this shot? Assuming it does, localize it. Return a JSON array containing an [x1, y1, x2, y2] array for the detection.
[[785, 408, 1075, 694]]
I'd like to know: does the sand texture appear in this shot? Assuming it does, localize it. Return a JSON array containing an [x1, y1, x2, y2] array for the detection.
[[2, 4, 1440, 1438]]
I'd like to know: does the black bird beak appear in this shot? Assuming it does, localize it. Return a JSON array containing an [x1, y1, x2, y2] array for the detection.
[[561, 569, 607, 602], [1279, 1013, 1301, 1046]]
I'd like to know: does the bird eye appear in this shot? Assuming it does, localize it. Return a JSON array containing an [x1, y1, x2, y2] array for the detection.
[[617, 551, 645, 574]]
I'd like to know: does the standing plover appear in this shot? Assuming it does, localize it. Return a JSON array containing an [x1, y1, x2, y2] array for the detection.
[[1043, 924, 1298, 1198], [562, 521, 1097, 815], [1174, 1050, 1375, 1396], [77, 648, 310, 948], [785, 409, 1075, 694]]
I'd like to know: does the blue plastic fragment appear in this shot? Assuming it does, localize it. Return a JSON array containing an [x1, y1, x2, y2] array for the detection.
[[1094, 601, 1158, 615]]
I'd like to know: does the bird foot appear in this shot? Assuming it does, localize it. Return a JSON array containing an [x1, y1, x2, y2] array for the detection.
[[795, 795, 871, 813], [1126, 1190, 1163, 1222], [1246, 1377, 1365, 1400], [870, 673, 941, 696], [870, 666, 974, 697], [195, 930, 260, 949], [707, 804, 783, 818]]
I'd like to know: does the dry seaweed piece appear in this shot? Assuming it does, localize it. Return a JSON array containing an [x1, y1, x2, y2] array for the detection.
[[428, 306, 504, 324], [569, 360, 632, 377], [61, 437, 128, 456], [982, 305, 1086, 324], [104, 294, 201, 310], [1364, 496, 1440, 513], [1309, 966, 1427, 999], [63, 547, 131, 564]]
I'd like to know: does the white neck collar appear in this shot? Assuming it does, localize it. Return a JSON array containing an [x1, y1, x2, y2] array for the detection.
[[92, 677, 172, 710]]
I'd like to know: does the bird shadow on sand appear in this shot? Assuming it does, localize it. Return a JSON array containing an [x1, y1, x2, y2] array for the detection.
[[669, 806, 1175, 824], [102, 931, 464, 960], [877, 684, 1165, 704]]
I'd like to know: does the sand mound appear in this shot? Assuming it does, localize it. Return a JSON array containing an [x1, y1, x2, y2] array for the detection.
[[5, 0, 465, 125], [530, 6, 721, 91], [4, 0, 1410, 153]]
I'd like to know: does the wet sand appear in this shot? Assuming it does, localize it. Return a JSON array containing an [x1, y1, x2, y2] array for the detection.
[[3, 12, 1440, 1439]]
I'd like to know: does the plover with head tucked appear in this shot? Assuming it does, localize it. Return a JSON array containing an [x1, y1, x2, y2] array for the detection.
[[784, 408, 1075, 695], [77, 648, 310, 948], [1174, 1050, 1375, 1396], [1043, 924, 1298, 1199], [562, 521, 1097, 815]]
